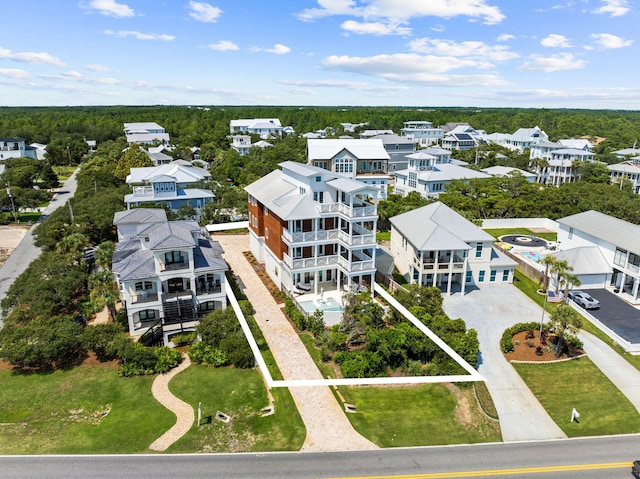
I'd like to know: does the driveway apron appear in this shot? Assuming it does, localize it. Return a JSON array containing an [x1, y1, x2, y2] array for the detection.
[[443, 284, 566, 441], [214, 234, 376, 452]]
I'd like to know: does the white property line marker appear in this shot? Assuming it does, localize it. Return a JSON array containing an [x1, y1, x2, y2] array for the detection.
[[227, 282, 484, 388]]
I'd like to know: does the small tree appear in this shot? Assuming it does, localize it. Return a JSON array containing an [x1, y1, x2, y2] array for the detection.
[[550, 306, 583, 358], [541, 255, 556, 293], [550, 259, 572, 296]]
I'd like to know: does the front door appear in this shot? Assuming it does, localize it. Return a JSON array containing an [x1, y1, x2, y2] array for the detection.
[[167, 278, 184, 293]]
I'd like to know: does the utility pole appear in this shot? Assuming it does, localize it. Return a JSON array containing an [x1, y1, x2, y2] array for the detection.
[[6, 182, 18, 223]]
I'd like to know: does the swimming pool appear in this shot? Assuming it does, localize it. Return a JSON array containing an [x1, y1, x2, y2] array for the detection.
[[298, 297, 344, 314], [521, 251, 541, 262]]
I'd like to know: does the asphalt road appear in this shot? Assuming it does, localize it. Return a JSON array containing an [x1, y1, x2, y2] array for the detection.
[[0, 170, 78, 327], [1, 435, 639, 478]]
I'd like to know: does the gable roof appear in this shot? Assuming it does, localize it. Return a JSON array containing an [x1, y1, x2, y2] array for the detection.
[[557, 210, 640, 253], [552, 246, 611, 275], [113, 208, 167, 225], [390, 202, 494, 251], [307, 138, 389, 161], [126, 163, 210, 184]]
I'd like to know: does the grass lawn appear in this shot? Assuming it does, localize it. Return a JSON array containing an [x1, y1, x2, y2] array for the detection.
[[338, 383, 501, 447], [0, 366, 174, 454], [484, 228, 557, 242], [513, 358, 640, 437], [376, 231, 390, 242], [167, 364, 305, 453], [53, 166, 76, 180]]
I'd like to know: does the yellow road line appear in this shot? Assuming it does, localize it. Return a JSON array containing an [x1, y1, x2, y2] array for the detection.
[[325, 461, 632, 479]]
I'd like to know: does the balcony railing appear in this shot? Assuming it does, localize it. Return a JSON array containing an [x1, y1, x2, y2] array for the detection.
[[131, 292, 159, 304], [161, 261, 189, 271], [338, 255, 374, 272], [627, 263, 639, 274], [283, 253, 339, 269], [131, 186, 154, 197], [196, 284, 222, 295], [282, 228, 339, 243], [319, 202, 376, 218], [337, 229, 375, 246]]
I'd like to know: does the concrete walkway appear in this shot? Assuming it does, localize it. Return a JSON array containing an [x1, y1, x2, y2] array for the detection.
[[214, 234, 377, 452], [579, 331, 640, 414], [149, 355, 194, 451], [443, 284, 567, 442]]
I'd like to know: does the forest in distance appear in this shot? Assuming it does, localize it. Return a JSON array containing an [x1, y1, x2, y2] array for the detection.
[[2, 105, 640, 152]]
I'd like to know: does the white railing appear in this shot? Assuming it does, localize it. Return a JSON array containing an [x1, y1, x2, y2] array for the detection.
[[283, 253, 339, 269], [132, 186, 154, 197], [338, 255, 374, 272], [337, 229, 375, 247], [283, 228, 339, 243], [319, 202, 376, 218], [626, 263, 639, 274]]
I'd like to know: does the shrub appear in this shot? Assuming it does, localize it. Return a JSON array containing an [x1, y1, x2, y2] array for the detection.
[[170, 332, 196, 346], [501, 322, 543, 353], [189, 342, 229, 367], [564, 333, 583, 350], [81, 323, 125, 361], [238, 299, 254, 317]]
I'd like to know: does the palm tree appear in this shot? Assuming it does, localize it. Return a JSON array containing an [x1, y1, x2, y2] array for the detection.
[[550, 305, 583, 358], [89, 270, 119, 320], [541, 255, 556, 293], [562, 273, 581, 302], [550, 259, 572, 296]]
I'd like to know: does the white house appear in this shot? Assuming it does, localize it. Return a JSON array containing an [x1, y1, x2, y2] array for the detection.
[[441, 124, 483, 151], [0, 137, 38, 160], [390, 202, 515, 294], [124, 122, 170, 145], [112, 210, 228, 344], [608, 158, 640, 193], [229, 118, 284, 139], [124, 163, 214, 214], [400, 121, 444, 147], [481, 166, 536, 182], [245, 161, 378, 320], [483, 126, 548, 153], [393, 152, 491, 199], [555, 210, 640, 304], [306, 138, 390, 201], [536, 148, 597, 185]]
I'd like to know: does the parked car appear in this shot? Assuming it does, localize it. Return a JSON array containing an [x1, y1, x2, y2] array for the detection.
[[568, 290, 600, 309]]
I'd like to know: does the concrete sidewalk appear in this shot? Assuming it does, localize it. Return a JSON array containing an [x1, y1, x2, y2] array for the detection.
[[214, 234, 376, 452], [444, 285, 567, 442], [579, 331, 640, 414]]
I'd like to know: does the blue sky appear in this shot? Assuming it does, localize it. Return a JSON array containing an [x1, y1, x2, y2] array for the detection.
[[0, 0, 637, 108]]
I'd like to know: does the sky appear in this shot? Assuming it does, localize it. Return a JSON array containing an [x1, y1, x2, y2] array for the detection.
[[0, 0, 638, 109]]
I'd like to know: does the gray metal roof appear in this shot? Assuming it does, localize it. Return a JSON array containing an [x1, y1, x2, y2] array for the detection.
[[326, 177, 373, 194], [557, 210, 640, 254], [113, 208, 167, 225], [552, 246, 611, 275], [146, 221, 200, 250], [489, 246, 518, 268], [390, 202, 494, 251]]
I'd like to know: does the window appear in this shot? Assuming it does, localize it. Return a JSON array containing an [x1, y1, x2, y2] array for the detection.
[[315, 175, 322, 182], [568, 227, 573, 239], [503, 269, 510, 281], [299, 187, 306, 195], [198, 301, 217, 313], [135, 281, 153, 291], [293, 247, 302, 259], [478, 270, 485, 282], [139, 310, 156, 321], [614, 248, 627, 267], [165, 251, 184, 264], [466, 271, 473, 283], [490, 270, 496, 282], [334, 157, 354, 174], [475, 244, 483, 258]]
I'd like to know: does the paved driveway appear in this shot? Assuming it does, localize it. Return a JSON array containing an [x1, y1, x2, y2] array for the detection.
[[443, 284, 566, 442], [577, 289, 640, 344]]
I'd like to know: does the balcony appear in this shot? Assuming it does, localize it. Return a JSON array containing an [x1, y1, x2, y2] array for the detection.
[[319, 202, 376, 218], [161, 260, 189, 272], [196, 283, 222, 295], [131, 186, 155, 197], [131, 291, 159, 304], [337, 229, 375, 247], [282, 228, 339, 244], [283, 253, 340, 270]]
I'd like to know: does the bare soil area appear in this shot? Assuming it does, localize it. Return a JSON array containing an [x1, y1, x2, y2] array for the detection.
[[504, 330, 584, 362]]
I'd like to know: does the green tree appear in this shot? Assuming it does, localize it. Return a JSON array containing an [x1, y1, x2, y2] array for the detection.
[[114, 145, 153, 180], [550, 259, 573, 296], [541, 255, 557, 293], [549, 305, 583, 357]]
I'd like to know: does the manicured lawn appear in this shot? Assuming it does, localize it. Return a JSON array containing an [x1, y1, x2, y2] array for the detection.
[[338, 383, 501, 447], [376, 231, 390, 242], [0, 366, 174, 454], [513, 358, 640, 437], [484, 228, 557, 242], [513, 270, 561, 314], [53, 166, 76, 180], [167, 364, 306, 452]]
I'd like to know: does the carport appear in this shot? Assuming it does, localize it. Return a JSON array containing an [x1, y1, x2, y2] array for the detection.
[[572, 288, 640, 352]]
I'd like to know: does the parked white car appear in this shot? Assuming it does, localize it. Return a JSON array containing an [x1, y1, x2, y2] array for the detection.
[[568, 290, 600, 309]]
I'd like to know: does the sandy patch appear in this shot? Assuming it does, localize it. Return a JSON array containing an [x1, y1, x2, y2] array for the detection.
[[0, 225, 28, 249]]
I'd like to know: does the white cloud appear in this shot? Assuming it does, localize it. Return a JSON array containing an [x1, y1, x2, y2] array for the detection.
[[188, 1, 222, 23], [322, 53, 508, 86], [518, 53, 586, 72], [81, 0, 135, 18], [431, 24, 446, 32], [341, 20, 411, 36], [104, 30, 175, 41], [40, 70, 121, 85], [497, 34, 515, 42], [279, 79, 408, 91], [590, 33, 633, 49], [592, 0, 630, 16], [409, 38, 519, 62], [208, 41, 239, 51], [541, 34, 572, 48], [298, 0, 505, 25], [254, 44, 291, 54], [86, 64, 111, 72], [0, 68, 29, 79], [0, 47, 65, 67]]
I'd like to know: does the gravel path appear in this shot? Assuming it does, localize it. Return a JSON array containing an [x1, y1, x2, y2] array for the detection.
[[149, 355, 194, 451]]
